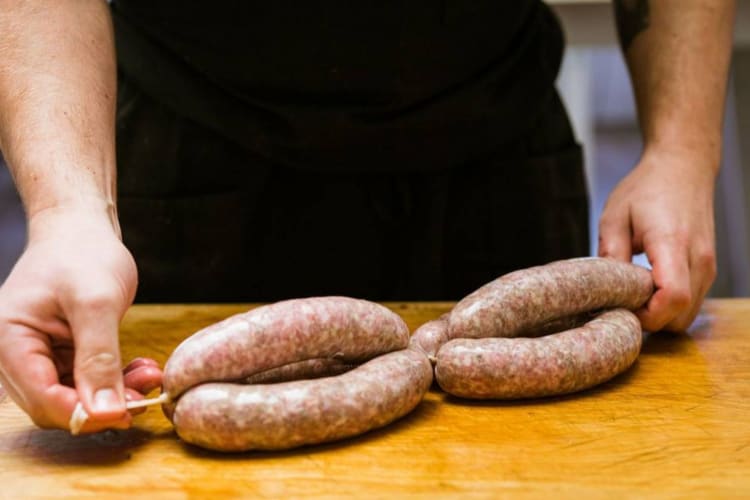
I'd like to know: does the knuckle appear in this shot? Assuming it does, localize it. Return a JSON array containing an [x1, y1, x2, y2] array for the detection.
[[77, 351, 121, 374], [597, 234, 612, 254], [668, 286, 691, 310], [72, 289, 120, 311], [657, 228, 690, 249], [696, 248, 717, 281]]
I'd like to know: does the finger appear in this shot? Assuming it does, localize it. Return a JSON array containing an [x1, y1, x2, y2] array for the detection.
[[66, 294, 127, 421], [45, 384, 130, 434], [71, 382, 160, 425], [124, 357, 159, 374], [664, 247, 717, 332], [0, 330, 130, 432], [598, 210, 633, 262], [661, 275, 704, 332], [637, 238, 691, 332], [0, 323, 77, 429], [124, 387, 148, 416], [0, 321, 134, 432], [664, 296, 702, 333], [75, 406, 133, 434], [123, 364, 163, 395]]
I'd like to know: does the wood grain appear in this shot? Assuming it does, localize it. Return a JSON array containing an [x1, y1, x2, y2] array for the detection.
[[1, 299, 749, 498]]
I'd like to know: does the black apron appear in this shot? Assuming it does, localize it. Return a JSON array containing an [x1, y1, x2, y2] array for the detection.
[[111, 1, 590, 302]]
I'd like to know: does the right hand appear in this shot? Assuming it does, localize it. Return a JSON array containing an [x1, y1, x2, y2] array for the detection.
[[0, 207, 162, 433]]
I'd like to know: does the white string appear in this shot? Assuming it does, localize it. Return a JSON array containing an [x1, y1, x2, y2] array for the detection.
[[124, 392, 171, 409], [68, 392, 171, 435]]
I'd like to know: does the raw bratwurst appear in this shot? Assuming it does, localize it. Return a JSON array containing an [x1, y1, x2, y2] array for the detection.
[[161, 296, 433, 451], [410, 257, 654, 399]]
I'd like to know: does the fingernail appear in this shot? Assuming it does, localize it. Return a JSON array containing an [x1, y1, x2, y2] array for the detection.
[[93, 388, 122, 412]]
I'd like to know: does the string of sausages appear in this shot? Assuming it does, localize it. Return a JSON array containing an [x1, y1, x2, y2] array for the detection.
[[68, 257, 654, 451]]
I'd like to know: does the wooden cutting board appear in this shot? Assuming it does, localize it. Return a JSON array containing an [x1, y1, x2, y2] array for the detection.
[[1, 300, 749, 498]]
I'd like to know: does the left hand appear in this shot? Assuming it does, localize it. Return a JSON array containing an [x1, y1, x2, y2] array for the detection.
[[597, 148, 718, 332]]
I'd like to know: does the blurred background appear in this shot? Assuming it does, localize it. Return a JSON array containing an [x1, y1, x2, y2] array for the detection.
[[1, 1, 748, 296], [0, 152, 23, 283]]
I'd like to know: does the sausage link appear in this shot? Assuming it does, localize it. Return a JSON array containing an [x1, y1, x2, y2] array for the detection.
[[435, 309, 642, 399], [408, 314, 449, 362], [448, 257, 653, 340], [409, 312, 592, 365], [167, 358, 355, 419], [172, 349, 433, 451], [162, 297, 409, 400]]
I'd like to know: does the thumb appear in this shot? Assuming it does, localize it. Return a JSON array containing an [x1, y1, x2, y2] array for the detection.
[[68, 295, 127, 420], [598, 210, 633, 262]]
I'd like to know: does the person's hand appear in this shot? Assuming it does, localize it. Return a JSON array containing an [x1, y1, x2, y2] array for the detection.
[[598, 149, 718, 332], [0, 207, 162, 433]]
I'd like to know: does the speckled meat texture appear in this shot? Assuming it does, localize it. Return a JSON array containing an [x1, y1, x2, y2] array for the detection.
[[408, 313, 450, 362], [435, 309, 642, 399], [162, 297, 410, 400], [172, 349, 433, 451], [448, 257, 654, 340]]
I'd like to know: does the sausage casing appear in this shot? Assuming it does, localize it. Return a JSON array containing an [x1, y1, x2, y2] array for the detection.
[[448, 257, 653, 341], [408, 314, 449, 362], [162, 296, 410, 400], [172, 349, 433, 451], [435, 309, 642, 399]]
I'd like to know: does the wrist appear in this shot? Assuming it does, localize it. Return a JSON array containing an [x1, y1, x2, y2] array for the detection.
[[27, 199, 121, 243], [4, 151, 118, 231], [640, 118, 722, 176], [641, 139, 721, 180]]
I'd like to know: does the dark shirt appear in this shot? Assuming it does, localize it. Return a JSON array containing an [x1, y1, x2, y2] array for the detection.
[[111, 1, 564, 172]]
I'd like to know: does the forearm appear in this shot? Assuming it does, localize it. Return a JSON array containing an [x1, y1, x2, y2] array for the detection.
[[615, 0, 736, 172], [0, 0, 118, 233]]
